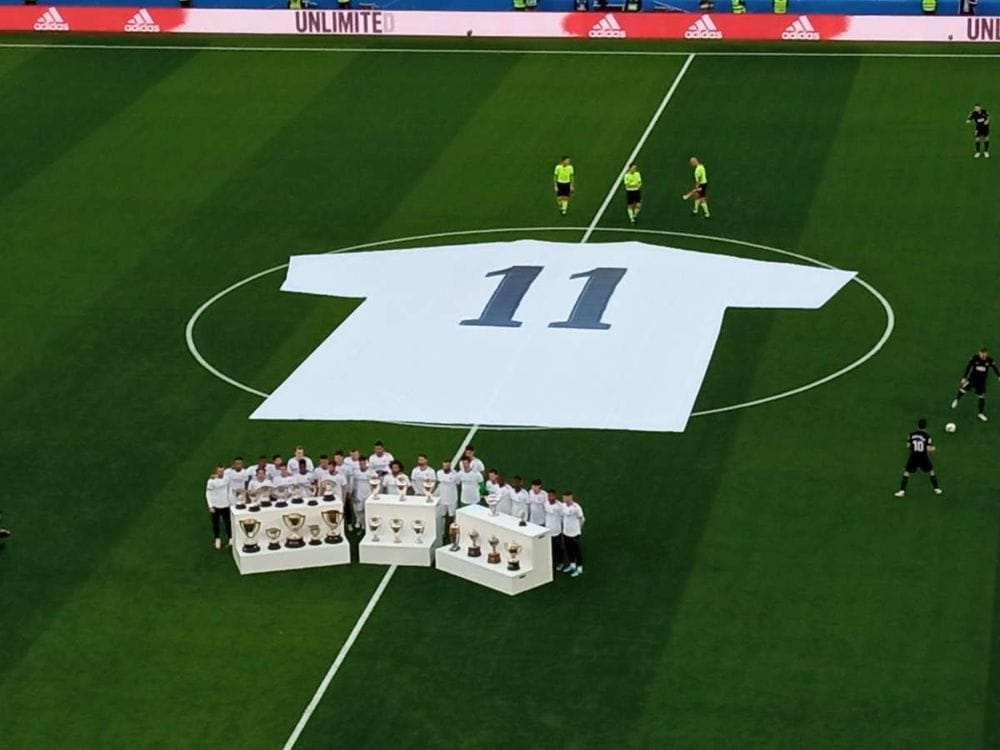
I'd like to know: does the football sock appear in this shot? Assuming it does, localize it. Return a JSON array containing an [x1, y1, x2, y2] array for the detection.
[[976, 142, 981, 152], [692, 201, 699, 215], [979, 397, 985, 413], [930, 474, 940, 489], [900, 475, 910, 491], [702, 203, 711, 217], [955, 390, 965, 401], [627, 208, 634, 220], [986, 141, 991, 152]]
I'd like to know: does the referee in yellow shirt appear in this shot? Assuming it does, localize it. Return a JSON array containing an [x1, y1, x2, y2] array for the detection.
[[623, 163, 642, 224], [553, 156, 574, 216], [683, 156, 710, 218]]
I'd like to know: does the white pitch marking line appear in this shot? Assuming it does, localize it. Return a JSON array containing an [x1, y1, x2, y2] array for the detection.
[[279, 84, 692, 749], [4, 41, 1000, 59], [581, 52, 694, 244]]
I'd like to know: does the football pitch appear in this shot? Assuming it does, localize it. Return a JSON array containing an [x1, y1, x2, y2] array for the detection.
[[2, 32, 1000, 749]]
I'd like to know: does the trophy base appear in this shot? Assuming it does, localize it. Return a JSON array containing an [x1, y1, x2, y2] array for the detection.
[[325, 535, 344, 545], [248, 505, 260, 513], [285, 538, 306, 549], [518, 520, 527, 527], [267, 542, 281, 551], [487, 553, 501, 564], [308, 539, 323, 546], [507, 561, 521, 571], [307, 500, 318, 506], [323, 496, 335, 503], [291, 498, 304, 505], [242, 543, 260, 553], [468, 547, 482, 558], [261, 501, 273, 508], [235, 503, 246, 510], [275, 501, 288, 508]]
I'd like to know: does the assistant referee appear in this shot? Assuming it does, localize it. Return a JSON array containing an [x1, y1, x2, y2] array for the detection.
[[553, 156, 574, 216], [623, 163, 642, 224]]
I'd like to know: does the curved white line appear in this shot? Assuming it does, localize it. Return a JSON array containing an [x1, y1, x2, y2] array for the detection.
[[185, 226, 894, 428]]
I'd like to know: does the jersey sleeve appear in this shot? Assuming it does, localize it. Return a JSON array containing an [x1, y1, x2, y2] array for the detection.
[[711, 255, 856, 310]]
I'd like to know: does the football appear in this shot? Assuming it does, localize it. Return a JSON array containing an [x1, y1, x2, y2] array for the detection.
[[945, 422, 957, 433]]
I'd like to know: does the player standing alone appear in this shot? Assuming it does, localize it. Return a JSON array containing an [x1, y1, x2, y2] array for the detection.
[[553, 156, 574, 216], [951, 346, 1000, 421], [968, 105, 990, 158], [894, 419, 942, 498], [623, 163, 642, 224], [683, 156, 710, 218]]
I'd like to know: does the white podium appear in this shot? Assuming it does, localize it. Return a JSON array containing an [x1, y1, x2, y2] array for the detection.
[[435, 505, 552, 596], [231, 501, 351, 575], [359, 493, 442, 567]]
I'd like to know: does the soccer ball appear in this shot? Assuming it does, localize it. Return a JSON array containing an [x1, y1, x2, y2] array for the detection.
[[945, 422, 957, 433]]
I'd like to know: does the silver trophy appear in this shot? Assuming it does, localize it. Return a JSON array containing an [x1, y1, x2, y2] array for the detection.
[[319, 480, 335, 501], [422, 478, 436, 504], [448, 522, 461, 552], [504, 541, 524, 571], [308, 524, 323, 546], [234, 488, 248, 510], [368, 516, 382, 542], [390, 517, 404, 543], [412, 519, 425, 544], [395, 474, 409, 501], [518, 510, 528, 527], [265, 527, 282, 551], [368, 474, 382, 500], [486, 493, 501, 517], [247, 487, 261, 512], [290, 481, 305, 505], [275, 484, 290, 508]]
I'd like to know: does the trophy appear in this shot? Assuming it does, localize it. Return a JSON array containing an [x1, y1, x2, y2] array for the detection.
[[290, 481, 305, 505], [265, 527, 282, 551], [487, 535, 501, 564], [275, 484, 289, 508], [486, 493, 500, 517], [307, 482, 319, 507], [395, 474, 409, 501], [260, 486, 273, 508], [239, 517, 261, 553], [368, 516, 382, 542], [449, 522, 461, 552], [504, 541, 523, 571], [422, 478, 436, 503], [368, 475, 381, 500], [234, 488, 248, 511], [518, 510, 528, 527], [467, 528, 482, 558], [282, 512, 307, 548], [321, 509, 344, 544], [247, 487, 261, 512], [390, 517, 404, 543], [412, 519, 425, 544], [319, 480, 334, 502], [308, 524, 323, 545]]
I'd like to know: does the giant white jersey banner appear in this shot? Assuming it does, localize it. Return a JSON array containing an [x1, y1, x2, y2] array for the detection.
[[251, 241, 855, 432]]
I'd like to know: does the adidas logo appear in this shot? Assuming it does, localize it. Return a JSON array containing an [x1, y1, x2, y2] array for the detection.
[[33, 7, 69, 31], [684, 14, 722, 39], [124, 8, 160, 32], [781, 15, 819, 40], [588, 13, 626, 39]]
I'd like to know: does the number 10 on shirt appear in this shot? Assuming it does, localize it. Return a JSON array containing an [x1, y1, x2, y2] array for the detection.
[[460, 266, 627, 330]]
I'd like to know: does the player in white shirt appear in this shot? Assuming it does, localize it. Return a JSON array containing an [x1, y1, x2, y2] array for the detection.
[[369, 441, 394, 476], [544, 489, 566, 571], [251, 455, 274, 481], [495, 475, 515, 516], [382, 460, 411, 495], [436, 460, 459, 541], [290, 459, 314, 503], [268, 454, 285, 481], [223, 456, 251, 506], [484, 469, 500, 506], [205, 465, 233, 550], [288, 446, 314, 472], [271, 464, 296, 506], [461, 446, 486, 475], [509, 476, 529, 523], [350, 456, 378, 531], [561, 492, 585, 577], [410, 454, 437, 498], [312, 456, 336, 498], [527, 480, 547, 526], [247, 468, 271, 507], [455, 457, 483, 507]]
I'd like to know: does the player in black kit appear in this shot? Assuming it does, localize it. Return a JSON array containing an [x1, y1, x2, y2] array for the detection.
[[968, 105, 990, 158], [951, 346, 1000, 421], [894, 419, 942, 498]]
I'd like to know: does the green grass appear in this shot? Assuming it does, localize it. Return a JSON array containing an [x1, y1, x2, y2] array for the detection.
[[0, 34, 998, 750]]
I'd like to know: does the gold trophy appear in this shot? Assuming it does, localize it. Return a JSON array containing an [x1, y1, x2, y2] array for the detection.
[[368, 516, 382, 542], [487, 535, 501, 564], [321, 509, 344, 544], [422, 478, 436, 503], [308, 524, 323, 546], [412, 519, 425, 544], [395, 474, 409, 501], [467, 528, 482, 558], [234, 488, 248, 511], [265, 527, 282, 551], [282, 512, 307, 548], [390, 517, 404, 543], [449, 522, 461, 552], [239, 517, 261, 553], [504, 541, 523, 571], [486, 493, 501, 517], [275, 484, 289, 508]]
